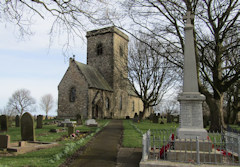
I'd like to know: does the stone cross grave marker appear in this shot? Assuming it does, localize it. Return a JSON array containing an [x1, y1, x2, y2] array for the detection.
[[15, 115, 20, 127], [36, 115, 43, 129], [21, 112, 35, 141], [0, 115, 8, 131]]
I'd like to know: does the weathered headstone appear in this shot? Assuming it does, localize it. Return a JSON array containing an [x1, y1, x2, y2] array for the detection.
[[85, 119, 98, 127], [21, 112, 35, 141], [76, 114, 82, 125], [152, 114, 159, 123], [60, 119, 74, 127], [167, 113, 172, 123], [15, 115, 20, 127], [68, 126, 75, 136], [36, 115, 43, 129], [149, 113, 154, 121], [0, 115, 8, 131], [0, 135, 10, 149], [132, 113, 139, 123]]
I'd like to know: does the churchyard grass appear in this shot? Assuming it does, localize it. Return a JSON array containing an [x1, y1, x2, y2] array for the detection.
[[122, 120, 142, 147], [0, 119, 109, 167], [122, 119, 179, 148]]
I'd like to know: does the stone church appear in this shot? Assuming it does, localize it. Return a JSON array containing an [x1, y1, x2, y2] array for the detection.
[[57, 26, 149, 119]]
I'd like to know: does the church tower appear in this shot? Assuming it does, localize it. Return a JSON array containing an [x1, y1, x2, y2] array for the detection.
[[86, 26, 129, 89]]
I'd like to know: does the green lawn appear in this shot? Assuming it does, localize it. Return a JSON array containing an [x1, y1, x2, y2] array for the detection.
[[122, 119, 179, 148], [0, 119, 109, 167]]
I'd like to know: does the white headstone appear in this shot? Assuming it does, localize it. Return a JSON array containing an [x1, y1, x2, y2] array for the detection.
[[177, 11, 208, 140], [63, 119, 71, 123], [85, 119, 98, 126]]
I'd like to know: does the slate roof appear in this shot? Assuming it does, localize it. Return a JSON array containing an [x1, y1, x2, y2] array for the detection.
[[75, 61, 113, 91]]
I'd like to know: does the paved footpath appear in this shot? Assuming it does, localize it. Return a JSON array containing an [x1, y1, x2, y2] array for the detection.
[[69, 120, 123, 167]]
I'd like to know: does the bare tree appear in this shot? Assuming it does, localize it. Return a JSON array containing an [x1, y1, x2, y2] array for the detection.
[[0, 0, 109, 51], [117, 0, 240, 131], [39, 94, 54, 118], [0, 106, 17, 116], [128, 36, 176, 118], [7, 89, 36, 116], [225, 81, 240, 124]]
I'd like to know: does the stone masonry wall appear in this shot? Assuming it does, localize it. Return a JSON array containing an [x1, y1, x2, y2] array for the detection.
[[58, 59, 88, 119], [87, 32, 114, 88]]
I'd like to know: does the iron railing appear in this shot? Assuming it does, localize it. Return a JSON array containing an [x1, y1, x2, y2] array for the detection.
[[142, 128, 240, 166]]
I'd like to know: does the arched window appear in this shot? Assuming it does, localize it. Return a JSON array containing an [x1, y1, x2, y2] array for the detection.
[[69, 87, 76, 102], [120, 95, 122, 110], [106, 97, 110, 110], [132, 101, 135, 112], [119, 46, 123, 57], [97, 43, 103, 55]]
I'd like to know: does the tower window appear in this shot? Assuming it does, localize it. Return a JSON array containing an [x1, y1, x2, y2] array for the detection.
[[69, 87, 76, 102], [120, 95, 122, 110], [132, 101, 135, 111], [119, 46, 123, 57], [97, 43, 103, 55]]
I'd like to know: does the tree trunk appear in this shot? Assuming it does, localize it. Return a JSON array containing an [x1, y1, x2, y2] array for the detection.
[[225, 98, 232, 124], [141, 103, 148, 119], [206, 95, 226, 132]]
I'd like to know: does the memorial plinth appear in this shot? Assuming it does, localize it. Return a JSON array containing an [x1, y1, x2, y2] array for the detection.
[[177, 12, 208, 140]]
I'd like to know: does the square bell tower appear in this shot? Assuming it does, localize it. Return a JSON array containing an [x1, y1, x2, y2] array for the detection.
[[86, 26, 129, 89]]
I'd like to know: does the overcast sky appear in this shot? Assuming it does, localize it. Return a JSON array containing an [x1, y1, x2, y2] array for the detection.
[[0, 18, 87, 116]]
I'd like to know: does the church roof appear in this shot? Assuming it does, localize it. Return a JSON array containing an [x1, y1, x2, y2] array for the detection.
[[75, 61, 113, 91]]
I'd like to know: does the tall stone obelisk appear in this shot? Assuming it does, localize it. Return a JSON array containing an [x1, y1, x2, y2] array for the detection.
[[177, 12, 208, 140]]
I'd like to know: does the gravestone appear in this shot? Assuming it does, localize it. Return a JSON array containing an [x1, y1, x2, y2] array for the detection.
[[167, 113, 172, 123], [60, 119, 74, 127], [152, 114, 159, 123], [0, 135, 10, 149], [36, 115, 43, 129], [15, 115, 20, 127], [132, 113, 139, 123], [68, 126, 75, 136], [149, 113, 154, 121], [21, 112, 35, 141], [177, 11, 207, 140], [76, 114, 82, 125], [0, 115, 8, 131], [85, 119, 98, 127]]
